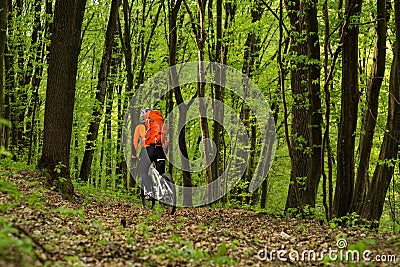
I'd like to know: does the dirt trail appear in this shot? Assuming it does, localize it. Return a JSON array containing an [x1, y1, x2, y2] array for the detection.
[[0, 170, 399, 266]]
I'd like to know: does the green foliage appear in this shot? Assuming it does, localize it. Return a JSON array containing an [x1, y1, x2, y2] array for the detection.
[[0, 158, 35, 171], [149, 240, 236, 266], [0, 217, 35, 266], [0, 178, 20, 200], [285, 205, 326, 221], [0, 168, 47, 211], [0, 179, 21, 211], [329, 213, 372, 229], [50, 205, 85, 219], [348, 238, 375, 252], [73, 178, 139, 205], [150, 241, 208, 263], [27, 193, 43, 209]]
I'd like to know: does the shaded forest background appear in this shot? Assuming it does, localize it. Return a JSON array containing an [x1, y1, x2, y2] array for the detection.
[[0, 0, 399, 230]]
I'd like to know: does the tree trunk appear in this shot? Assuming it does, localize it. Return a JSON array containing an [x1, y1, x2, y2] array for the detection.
[[194, 0, 213, 196], [334, 0, 362, 217], [12, 1, 27, 156], [303, 0, 322, 207], [5, 0, 16, 155], [99, 115, 107, 186], [2, 0, 15, 152], [115, 0, 132, 183], [211, 0, 224, 186], [166, 89, 174, 175], [106, 49, 120, 182], [284, 0, 310, 211], [3, 49, 10, 151], [116, 82, 127, 186], [239, 5, 263, 204], [38, 0, 87, 200], [352, 0, 387, 214], [260, 179, 268, 209], [211, 0, 235, 204], [361, 0, 400, 227], [0, 0, 7, 144], [322, 0, 334, 221], [79, 0, 120, 182], [105, 86, 113, 179], [169, 0, 193, 206], [28, 0, 46, 165], [121, 0, 133, 94]]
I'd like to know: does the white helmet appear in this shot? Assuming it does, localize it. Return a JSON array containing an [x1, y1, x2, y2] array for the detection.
[[140, 108, 151, 118]]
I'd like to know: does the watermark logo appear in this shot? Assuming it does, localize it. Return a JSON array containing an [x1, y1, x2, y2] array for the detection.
[[257, 237, 397, 264], [122, 61, 276, 207], [336, 238, 347, 249]]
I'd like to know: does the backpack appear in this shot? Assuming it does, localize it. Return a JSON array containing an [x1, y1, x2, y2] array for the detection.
[[143, 110, 165, 146]]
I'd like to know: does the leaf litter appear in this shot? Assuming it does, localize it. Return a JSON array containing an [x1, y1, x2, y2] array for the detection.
[[0, 170, 399, 266]]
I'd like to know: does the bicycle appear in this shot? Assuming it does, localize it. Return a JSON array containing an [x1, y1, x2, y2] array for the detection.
[[143, 165, 176, 215]]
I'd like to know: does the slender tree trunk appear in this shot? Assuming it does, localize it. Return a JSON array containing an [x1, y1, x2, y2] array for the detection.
[[5, 0, 16, 155], [12, 1, 26, 155], [3, 0, 14, 150], [219, 1, 236, 205], [106, 50, 120, 182], [303, 0, 322, 207], [170, 0, 193, 206], [213, 0, 236, 204], [121, 0, 133, 94], [361, 0, 400, 226], [279, 0, 291, 197], [105, 89, 113, 179], [3, 47, 11, 151], [116, 0, 132, 182], [240, 5, 263, 204], [192, 0, 213, 195], [99, 116, 107, 186], [164, 4, 174, 179], [28, 0, 46, 165], [322, 0, 334, 221], [260, 179, 268, 209], [73, 121, 79, 179], [352, 0, 387, 214], [322, 0, 353, 220], [193, 0, 216, 202], [116, 83, 127, 186], [79, 0, 121, 182], [0, 0, 7, 145], [334, 0, 363, 217], [165, 89, 174, 175], [211, 0, 223, 185], [284, 0, 310, 211], [136, 0, 146, 90], [38, 0, 87, 199]]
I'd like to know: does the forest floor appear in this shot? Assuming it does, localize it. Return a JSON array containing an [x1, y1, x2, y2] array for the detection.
[[0, 169, 399, 266]]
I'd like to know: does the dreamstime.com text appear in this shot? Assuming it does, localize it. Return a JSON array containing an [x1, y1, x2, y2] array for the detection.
[[257, 238, 397, 264]]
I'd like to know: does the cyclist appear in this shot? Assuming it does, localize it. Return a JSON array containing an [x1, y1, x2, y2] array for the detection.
[[131, 108, 168, 207]]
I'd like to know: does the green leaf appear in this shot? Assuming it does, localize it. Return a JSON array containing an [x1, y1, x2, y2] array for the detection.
[[217, 242, 228, 256]]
